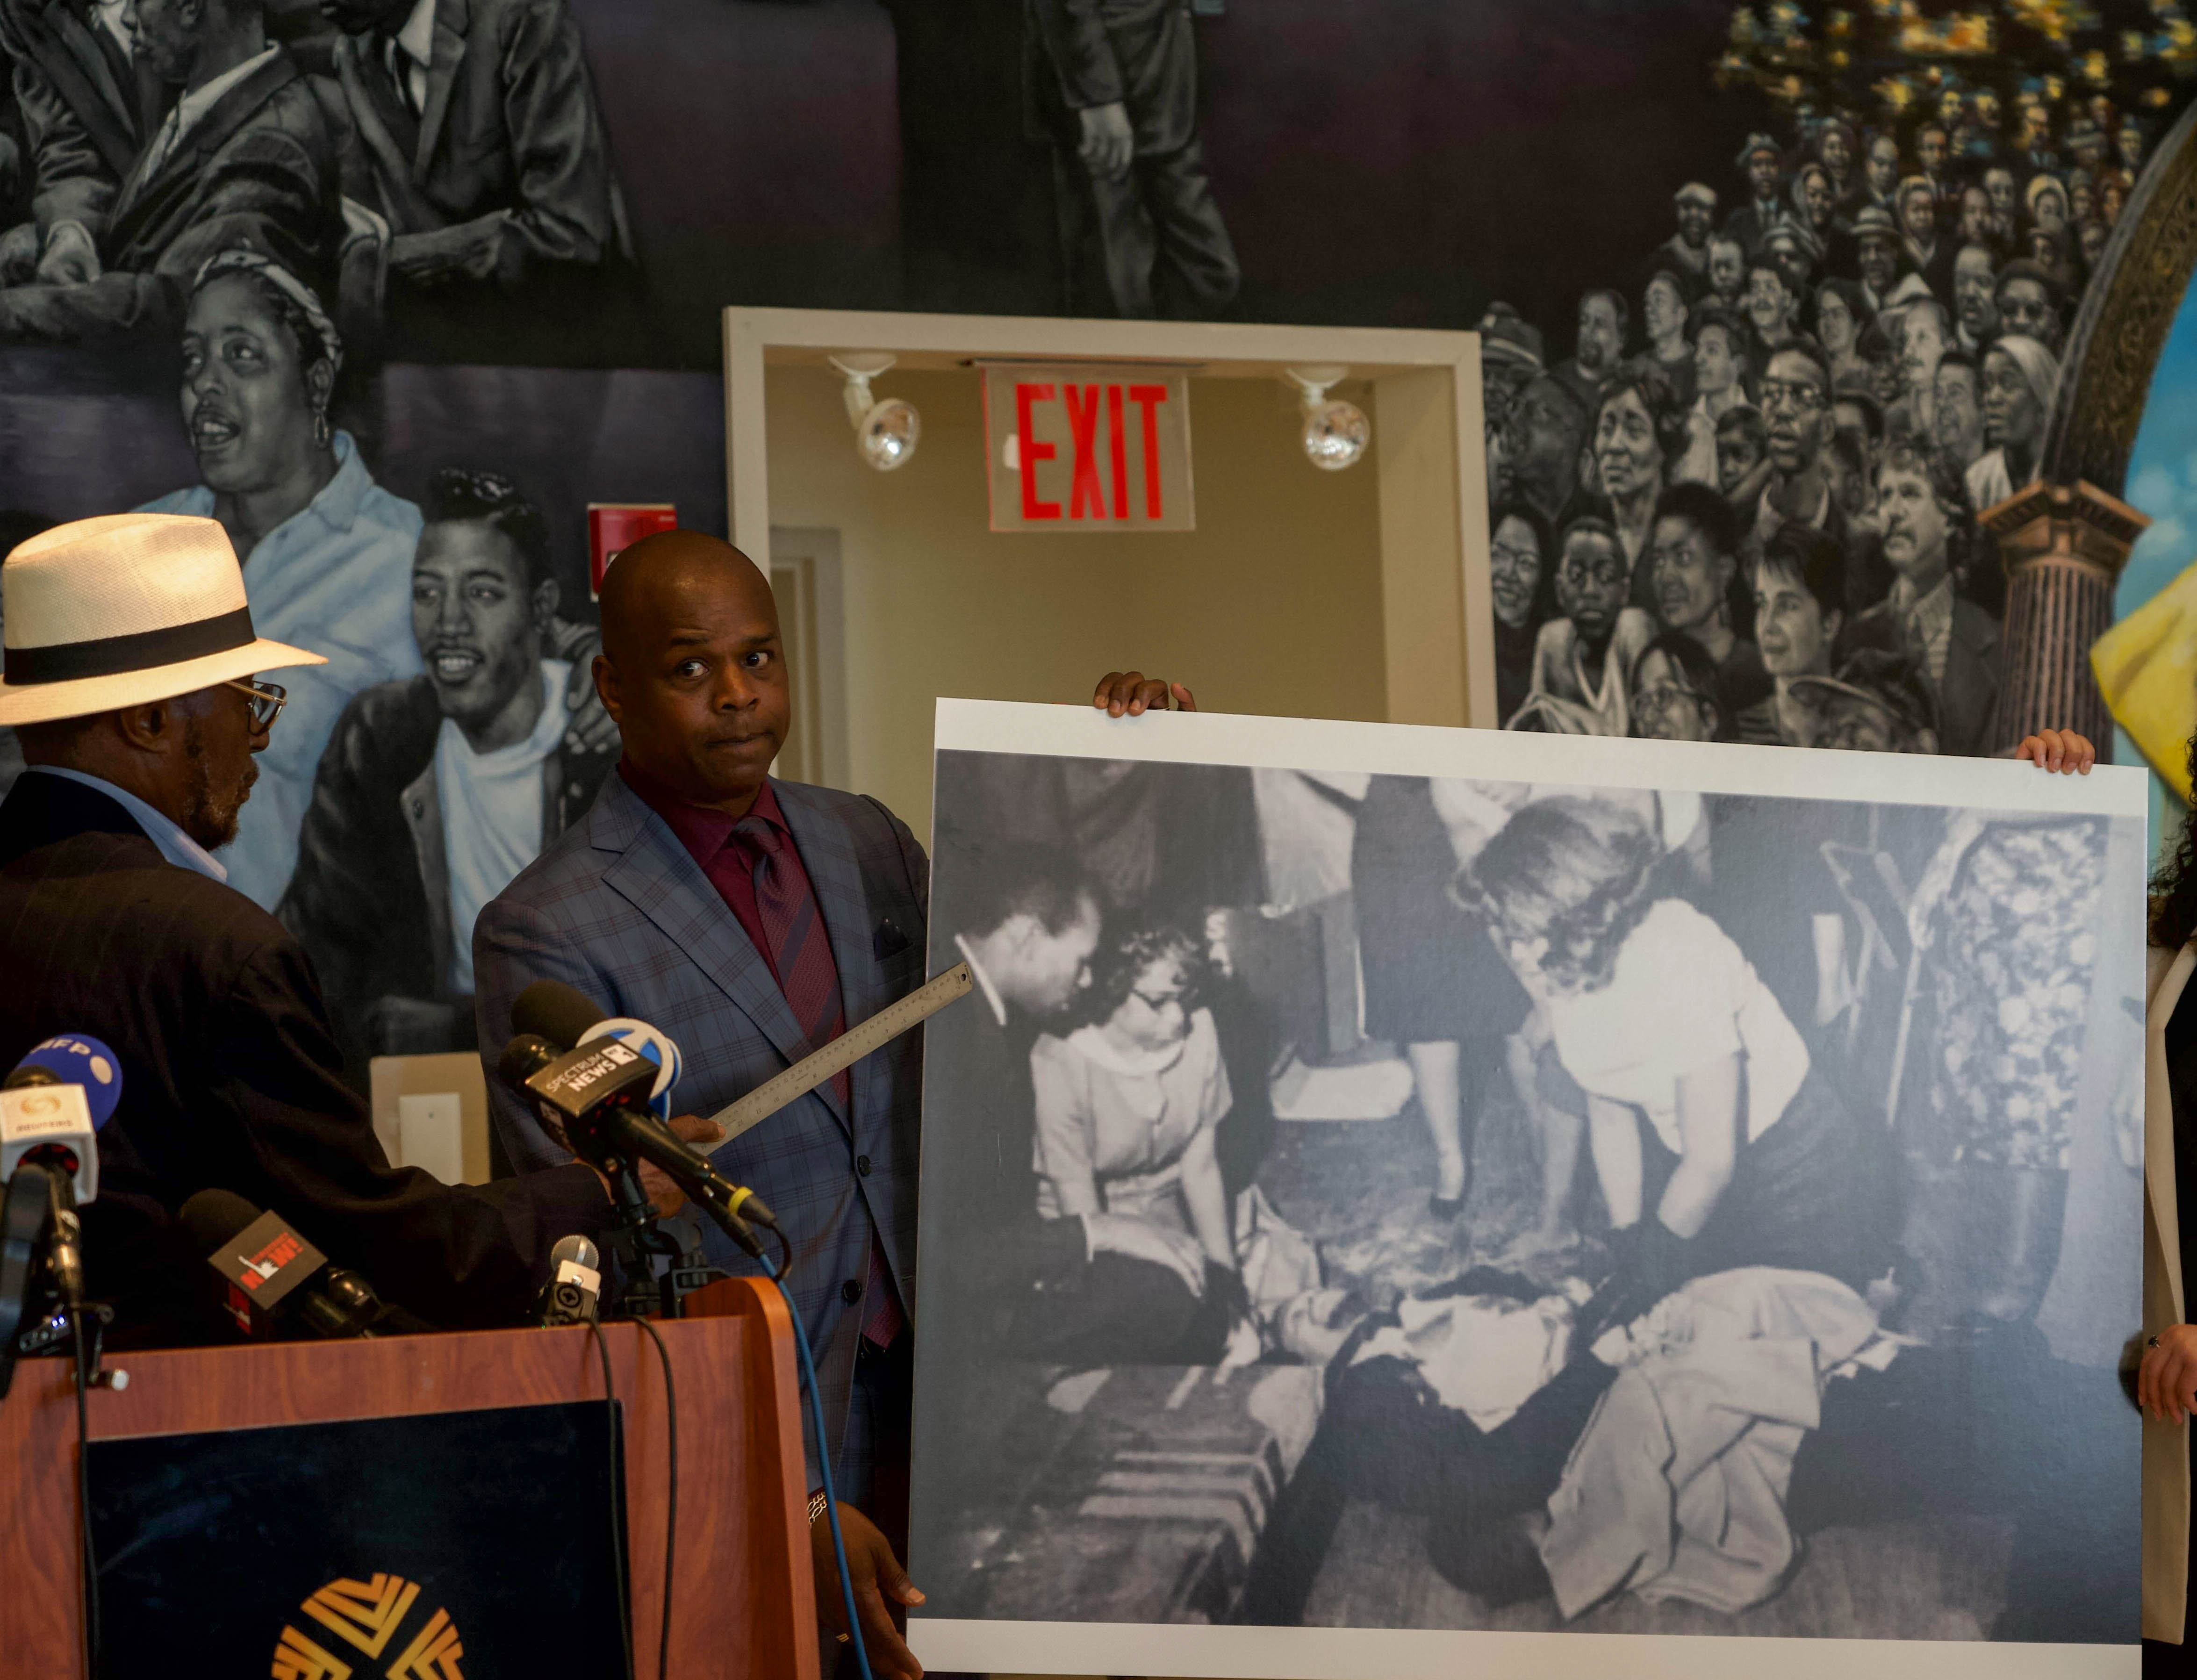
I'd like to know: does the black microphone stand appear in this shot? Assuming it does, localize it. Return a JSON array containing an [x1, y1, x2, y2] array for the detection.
[[600, 1153, 694, 1321], [599, 1154, 783, 1320]]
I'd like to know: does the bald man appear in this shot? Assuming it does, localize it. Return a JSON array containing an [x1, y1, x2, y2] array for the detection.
[[474, 531, 940, 1673]]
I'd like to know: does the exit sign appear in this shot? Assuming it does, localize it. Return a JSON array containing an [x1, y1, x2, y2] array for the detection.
[[982, 365, 1194, 532]]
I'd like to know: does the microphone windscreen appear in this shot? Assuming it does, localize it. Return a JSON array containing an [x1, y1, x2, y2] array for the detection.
[[179, 1188, 263, 1256], [550, 1233, 601, 1273], [497, 1034, 563, 1090], [9, 1035, 122, 1129], [511, 980, 608, 1052]]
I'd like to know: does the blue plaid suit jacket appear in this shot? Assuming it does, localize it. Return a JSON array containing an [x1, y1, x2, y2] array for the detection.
[[474, 771, 929, 1484]]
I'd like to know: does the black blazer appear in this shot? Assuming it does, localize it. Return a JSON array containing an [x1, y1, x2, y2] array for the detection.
[[0, 771, 610, 1345]]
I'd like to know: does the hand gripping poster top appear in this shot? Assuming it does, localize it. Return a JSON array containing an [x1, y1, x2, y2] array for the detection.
[[910, 698, 2147, 1680], [982, 363, 1195, 532]]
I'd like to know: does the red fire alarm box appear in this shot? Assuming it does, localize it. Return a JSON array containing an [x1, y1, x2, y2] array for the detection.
[[588, 504, 678, 597]]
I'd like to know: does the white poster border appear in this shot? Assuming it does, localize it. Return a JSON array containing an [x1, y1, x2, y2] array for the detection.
[[933, 697, 2145, 821], [909, 1617, 2138, 1679], [921, 697, 2143, 1673]]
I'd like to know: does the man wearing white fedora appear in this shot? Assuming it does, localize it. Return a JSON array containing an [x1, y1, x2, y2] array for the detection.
[[0, 511, 701, 1343]]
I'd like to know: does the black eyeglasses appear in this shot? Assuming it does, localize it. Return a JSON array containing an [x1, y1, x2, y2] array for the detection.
[[223, 678, 287, 732]]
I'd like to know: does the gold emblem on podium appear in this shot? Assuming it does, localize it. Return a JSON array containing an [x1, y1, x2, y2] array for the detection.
[[271, 1574, 464, 1680]]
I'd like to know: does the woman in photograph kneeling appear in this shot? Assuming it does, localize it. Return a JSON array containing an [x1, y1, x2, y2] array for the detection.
[[1030, 923, 1251, 1348], [1466, 797, 1897, 1307]]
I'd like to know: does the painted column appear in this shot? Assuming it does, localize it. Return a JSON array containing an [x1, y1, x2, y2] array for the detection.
[[1982, 480, 2150, 752]]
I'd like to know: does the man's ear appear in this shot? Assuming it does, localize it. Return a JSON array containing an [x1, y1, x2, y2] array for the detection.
[[531, 576, 560, 629], [591, 653, 621, 724], [112, 697, 178, 754]]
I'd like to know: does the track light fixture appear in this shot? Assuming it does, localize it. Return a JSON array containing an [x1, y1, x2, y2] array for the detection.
[[828, 353, 920, 473], [1286, 365, 1369, 471]]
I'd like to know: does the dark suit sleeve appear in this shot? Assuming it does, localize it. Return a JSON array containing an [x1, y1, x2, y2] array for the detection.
[[1028, 0, 1125, 112], [417, 0, 623, 282], [211, 935, 610, 1328], [12, 54, 118, 238]]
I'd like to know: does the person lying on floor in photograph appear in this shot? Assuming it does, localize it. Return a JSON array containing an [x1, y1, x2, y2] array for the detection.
[[1247, 1261, 1925, 1625]]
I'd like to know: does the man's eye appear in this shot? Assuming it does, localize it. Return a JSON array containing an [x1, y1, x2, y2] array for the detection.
[[675, 659, 707, 679], [742, 651, 773, 670]]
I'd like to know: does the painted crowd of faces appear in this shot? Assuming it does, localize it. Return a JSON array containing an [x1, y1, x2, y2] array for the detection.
[[1479, 93, 2140, 756]]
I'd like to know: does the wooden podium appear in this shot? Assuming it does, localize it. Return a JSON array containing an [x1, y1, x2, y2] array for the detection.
[[0, 1278, 818, 1678]]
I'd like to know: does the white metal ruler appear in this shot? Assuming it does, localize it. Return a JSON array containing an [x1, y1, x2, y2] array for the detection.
[[708, 962, 973, 1144]]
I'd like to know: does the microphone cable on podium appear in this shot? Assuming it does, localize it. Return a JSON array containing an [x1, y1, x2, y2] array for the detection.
[[580, 1321, 634, 1673], [633, 1317, 676, 1680], [576, 1313, 680, 1680], [68, 1304, 96, 1680], [761, 1250, 873, 1680]]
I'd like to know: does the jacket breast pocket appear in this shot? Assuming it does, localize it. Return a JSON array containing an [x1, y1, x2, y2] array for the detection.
[[873, 917, 914, 963]]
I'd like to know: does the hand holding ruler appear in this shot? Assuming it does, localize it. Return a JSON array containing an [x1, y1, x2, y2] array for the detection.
[[708, 962, 973, 1144]]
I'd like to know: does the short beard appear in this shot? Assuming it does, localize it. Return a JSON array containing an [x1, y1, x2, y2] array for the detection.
[[177, 715, 250, 852]]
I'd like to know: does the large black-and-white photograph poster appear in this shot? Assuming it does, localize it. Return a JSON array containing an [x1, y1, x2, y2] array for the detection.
[[909, 699, 2146, 1680]]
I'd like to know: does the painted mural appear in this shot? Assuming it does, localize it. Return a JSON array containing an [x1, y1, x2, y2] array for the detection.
[[1, 0, 2193, 1072]]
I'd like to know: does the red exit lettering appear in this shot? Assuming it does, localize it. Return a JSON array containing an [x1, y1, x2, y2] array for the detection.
[[1014, 381, 1170, 522]]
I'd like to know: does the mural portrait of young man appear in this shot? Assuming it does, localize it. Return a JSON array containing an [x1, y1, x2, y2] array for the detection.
[[0, 0, 2190, 1094]]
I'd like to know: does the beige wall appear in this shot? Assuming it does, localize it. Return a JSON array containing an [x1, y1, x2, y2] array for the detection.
[[763, 365, 1388, 839]]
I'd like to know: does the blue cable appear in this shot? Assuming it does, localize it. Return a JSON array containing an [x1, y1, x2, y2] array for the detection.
[[762, 1254, 874, 1680]]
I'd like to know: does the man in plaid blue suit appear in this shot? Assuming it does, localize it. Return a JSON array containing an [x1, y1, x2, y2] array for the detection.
[[475, 531, 934, 1675]]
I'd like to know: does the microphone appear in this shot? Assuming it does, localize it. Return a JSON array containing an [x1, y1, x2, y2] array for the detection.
[[496, 1029, 778, 1258], [512, 980, 682, 1118], [2, 1033, 120, 1207], [3, 1036, 120, 1321], [535, 1234, 602, 1327], [510, 979, 610, 1052], [179, 1190, 392, 1341], [11, 1035, 122, 1129]]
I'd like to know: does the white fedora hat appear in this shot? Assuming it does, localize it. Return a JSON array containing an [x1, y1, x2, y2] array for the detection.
[[0, 512, 324, 727]]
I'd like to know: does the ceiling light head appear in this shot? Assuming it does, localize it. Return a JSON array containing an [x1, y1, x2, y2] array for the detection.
[[1285, 365, 1370, 471], [829, 353, 920, 473]]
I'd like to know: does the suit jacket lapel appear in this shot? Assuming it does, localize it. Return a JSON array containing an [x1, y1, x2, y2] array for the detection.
[[48, 7, 139, 170], [336, 43, 432, 223], [589, 775, 825, 1098], [115, 50, 296, 225], [415, 0, 467, 174]]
